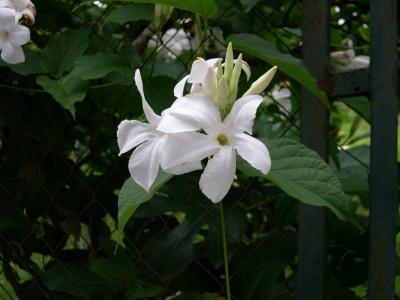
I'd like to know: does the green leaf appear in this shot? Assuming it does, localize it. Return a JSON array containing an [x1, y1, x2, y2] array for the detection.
[[37, 74, 89, 117], [107, 3, 154, 24], [73, 53, 132, 80], [238, 0, 263, 12], [340, 96, 370, 123], [132, 0, 218, 18], [118, 171, 172, 233], [238, 139, 352, 221], [41, 263, 108, 297], [41, 28, 90, 77], [228, 33, 329, 106]]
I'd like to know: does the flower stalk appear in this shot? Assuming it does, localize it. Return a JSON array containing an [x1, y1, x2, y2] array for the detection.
[[219, 202, 231, 300]]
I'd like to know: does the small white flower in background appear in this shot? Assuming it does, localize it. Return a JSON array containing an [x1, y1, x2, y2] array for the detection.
[[265, 83, 292, 115], [147, 28, 191, 62], [0, 0, 36, 25], [158, 94, 271, 203], [117, 70, 201, 191], [0, 8, 30, 64], [330, 38, 370, 72]]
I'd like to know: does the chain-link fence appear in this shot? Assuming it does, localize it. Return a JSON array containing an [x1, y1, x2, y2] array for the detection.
[[0, 0, 382, 299]]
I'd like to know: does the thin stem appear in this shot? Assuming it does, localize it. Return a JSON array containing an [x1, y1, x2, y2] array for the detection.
[[219, 202, 231, 300]]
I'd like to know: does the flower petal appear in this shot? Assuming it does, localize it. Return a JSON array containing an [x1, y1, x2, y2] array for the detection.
[[188, 58, 211, 83], [134, 69, 161, 126], [164, 161, 203, 175], [161, 132, 219, 170], [128, 138, 162, 191], [223, 95, 263, 134], [199, 147, 236, 203], [173, 75, 189, 98], [117, 120, 157, 155], [234, 133, 271, 175], [0, 8, 16, 30], [9, 25, 30, 46], [1, 41, 24, 64], [158, 93, 222, 135]]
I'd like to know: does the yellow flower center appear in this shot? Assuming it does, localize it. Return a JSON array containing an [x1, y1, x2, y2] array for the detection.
[[217, 134, 229, 146]]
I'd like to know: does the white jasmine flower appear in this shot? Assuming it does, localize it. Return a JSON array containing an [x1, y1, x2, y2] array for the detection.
[[0, 8, 30, 64], [266, 84, 292, 114], [0, 0, 36, 25], [117, 70, 201, 191], [330, 38, 370, 72], [147, 28, 191, 62], [174, 43, 276, 114], [158, 94, 271, 203]]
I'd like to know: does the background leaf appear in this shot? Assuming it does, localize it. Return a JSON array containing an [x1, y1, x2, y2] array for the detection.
[[41, 28, 90, 77], [238, 139, 352, 221], [132, 0, 218, 18], [37, 74, 89, 117], [107, 3, 154, 24], [118, 171, 172, 233]]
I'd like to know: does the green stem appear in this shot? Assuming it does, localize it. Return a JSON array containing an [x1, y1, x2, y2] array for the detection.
[[219, 202, 231, 300]]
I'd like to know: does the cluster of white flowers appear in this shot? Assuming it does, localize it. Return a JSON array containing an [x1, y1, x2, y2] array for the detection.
[[147, 28, 191, 62], [117, 43, 277, 203], [0, 0, 35, 64]]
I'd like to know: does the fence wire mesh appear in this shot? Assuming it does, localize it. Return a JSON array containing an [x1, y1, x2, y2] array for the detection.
[[0, 1, 373, 299]]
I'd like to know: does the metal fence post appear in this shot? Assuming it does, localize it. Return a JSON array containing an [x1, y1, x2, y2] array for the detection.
[[298, 1, 330, 299], [368, 0, 398, 299]]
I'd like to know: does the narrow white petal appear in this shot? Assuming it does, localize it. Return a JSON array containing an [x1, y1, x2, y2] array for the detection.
[[164, 161, 203, 175], [157, 93, 222, 135], [202, 67, 218, 98], [9, 25, 30, 46], [128, 139, 162, 191], [161, 132, 219, 170], [234, 133, 271, 175], [199, 147, 236, 203], [117, 120, 157, 155], [241, 60, 251, 81], [223, 95, 263, 134], [174, 75, 189, 98], [134, 69, 161, 126], [1, 41, 24, 64], [188, 58, 210, 83]]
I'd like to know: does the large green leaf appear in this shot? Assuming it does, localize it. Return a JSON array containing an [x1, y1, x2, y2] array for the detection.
[[107, 3, 154, 24], [37, 74, 89, 117], [132, 0, 218, 18], [238, 139, 352, 221], [41, 28, 90, 77], [228, 33, 329, 106], [118, 171, 172, 233], [73, 53, 132, 80]]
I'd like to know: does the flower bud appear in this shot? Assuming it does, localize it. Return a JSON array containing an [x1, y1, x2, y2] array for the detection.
[[243, 66, 277, 96], [154, 4, 174, 29]]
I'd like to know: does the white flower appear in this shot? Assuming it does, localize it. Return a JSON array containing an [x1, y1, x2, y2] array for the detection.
[[0, 8, 30, 64], [0, 0, 36, 25], [173, 43, 276, 113], [147, 28, 191, 62], [330, 38, 370, 72], [266, 84, 292, 115], [117, 69, 201, 191], [158, 94, 271, 203]]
